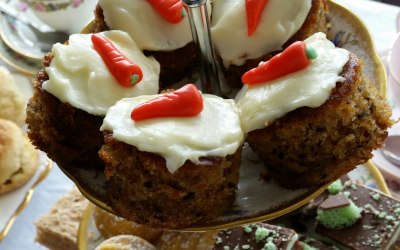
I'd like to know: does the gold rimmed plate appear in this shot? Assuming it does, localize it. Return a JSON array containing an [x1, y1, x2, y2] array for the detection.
[[66, 143, 333, 232], [329, 0, 387, 96], [77, 161, 391, 250], [0, 12, 44, 60], [0, 71, 51, 241], [0, 152, 52, 241], [60, 0, 388, 232], [0, 0, 51, 60], [0, 36, 41, 76]]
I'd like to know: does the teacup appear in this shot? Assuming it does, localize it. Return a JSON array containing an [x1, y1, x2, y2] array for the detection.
[[21, 0, 97, 34], [389, 33, 400, 86]]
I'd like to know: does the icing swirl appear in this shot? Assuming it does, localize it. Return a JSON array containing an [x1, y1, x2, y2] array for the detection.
[[236, 33, 350, 133], [101, 94, 244, 173], [43, 30, 160, 116]]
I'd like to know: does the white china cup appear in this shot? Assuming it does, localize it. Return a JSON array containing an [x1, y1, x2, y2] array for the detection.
[[388, 33, 400, 86], [21, 0, 97, 34]]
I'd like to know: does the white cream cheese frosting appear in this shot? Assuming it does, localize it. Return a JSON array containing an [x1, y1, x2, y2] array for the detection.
[[211, 0, 311, 67], [43, 30, 160, 116], [99, 0, 210, 52], [101, 94, 244, 173], [236, 32, 350, 133]]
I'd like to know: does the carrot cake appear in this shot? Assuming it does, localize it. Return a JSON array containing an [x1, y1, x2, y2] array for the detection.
[[99, 84, 244, 228], [211, 0, 328, 87], [236, 32, 392, 188], [27, 30, 160, 170]]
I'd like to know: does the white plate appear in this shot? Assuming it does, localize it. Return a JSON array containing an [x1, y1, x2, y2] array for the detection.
[[0, 13, 45, 60], [0, 151, 52, 241], [0, 0, 53, 60], [372, 49, 400, 199], [0, 69, 51, 241], [0, 36, 42, 76]]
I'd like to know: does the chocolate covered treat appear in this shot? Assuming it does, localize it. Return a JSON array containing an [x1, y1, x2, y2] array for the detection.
[[316, 181, 400, 249], [316, 194, 362, 230], [294, 236, 335, 250], [213, 223, 299, 250]]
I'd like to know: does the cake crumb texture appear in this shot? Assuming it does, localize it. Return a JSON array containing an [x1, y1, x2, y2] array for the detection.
[[26, 53, 105, 170], [99, 133, 242, 229], [247, 53, 393, 188]]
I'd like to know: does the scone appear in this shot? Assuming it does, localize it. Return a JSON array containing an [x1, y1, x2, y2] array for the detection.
[[0, 119, 38, 194], [211, 0, 328, 87], [95, 235, 156, 250], [156, 231, 218, 250], [0, 66, 26, 126], [93, 206, 162, 243], [99, 84, 244, 228], [236, 32, 392, 188], [26, 30, 160, 171]]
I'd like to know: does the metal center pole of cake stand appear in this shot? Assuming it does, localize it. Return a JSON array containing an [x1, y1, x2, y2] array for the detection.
[[182, 0, 222, 96]]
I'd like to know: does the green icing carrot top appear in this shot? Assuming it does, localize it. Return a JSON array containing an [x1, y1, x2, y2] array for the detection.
[[148, 0, 186, 24], [131, 84, 204, 121], [241, 41, 318, 85], [91, 34, 143, 88]]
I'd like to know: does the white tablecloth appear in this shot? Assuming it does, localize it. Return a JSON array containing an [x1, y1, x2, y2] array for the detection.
[[0, 0, 399, 249]]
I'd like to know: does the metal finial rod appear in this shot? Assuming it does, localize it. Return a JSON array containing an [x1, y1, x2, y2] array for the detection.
[[182, 0, 221, 95]]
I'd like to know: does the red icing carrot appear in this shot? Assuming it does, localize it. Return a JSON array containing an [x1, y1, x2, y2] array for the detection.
[[245, 0, 269, 36], [241, 41, 318, 85], [131, 84, 203, 121], [91, 34, 143, 87], [148, 0, 186, 24]]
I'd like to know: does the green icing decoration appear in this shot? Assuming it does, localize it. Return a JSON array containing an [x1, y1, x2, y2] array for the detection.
[[300, 242, 317, 250], [263, 240, 277, 250], [255, 227, 270, 242], [327, 179, 343, 195], [395, 207, 400, 217], [386, 215, 396, 221], [379, 211, 387, 219], [130, 74, 140, 85], [223, 247, 230, 250], [181, 9, 187, 18], [242, 245, 250, 249], [305, 46, 318, 60], [242, 225, 253, 233], [371, 193, 380, 201], [317, 200, 362, 229]]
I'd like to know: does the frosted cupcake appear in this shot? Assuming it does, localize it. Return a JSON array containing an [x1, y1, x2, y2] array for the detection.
[[211, 0, 328, 87], [94, 0, 211, 85], [27, 30, 160, 170], [99, 84, 244, 228], [236, 32, 392, 188]]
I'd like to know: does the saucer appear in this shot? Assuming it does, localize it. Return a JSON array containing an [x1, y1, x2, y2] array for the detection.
[[372, 49, 400, 199], [0, 152, 52, 241], [0, 36, 42, 76], [388, 33, 400, 87], [0, 0, 52, 60], [0, 13, 44, 60]]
